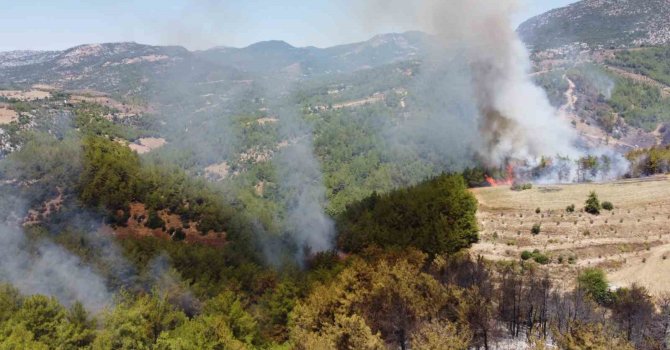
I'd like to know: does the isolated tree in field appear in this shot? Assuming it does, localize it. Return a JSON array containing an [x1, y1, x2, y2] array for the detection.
[[577, 268, 611, 305], [584, 191, 601, 215]]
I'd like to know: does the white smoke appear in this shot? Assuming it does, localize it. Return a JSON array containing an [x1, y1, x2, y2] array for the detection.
[[364, 0, 583, 167], [0, 221, 112, 312], [276, 139, 335, 256]]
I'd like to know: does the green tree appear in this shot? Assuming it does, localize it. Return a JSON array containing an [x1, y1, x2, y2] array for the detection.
[[93, 292, 186, 350], [337, 174, 479, 256], [578, 268, 611, 305], [155, 315, 249, 350], [584, 192, 601, 215], [202, 291, 258, 345]]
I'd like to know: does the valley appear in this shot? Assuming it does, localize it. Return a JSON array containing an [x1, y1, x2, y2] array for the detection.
[[2, 0, 670, 348]]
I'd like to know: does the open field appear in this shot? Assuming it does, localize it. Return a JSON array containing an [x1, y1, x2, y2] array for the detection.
[[471, 175, 670, 294], [0, 89, 51, 101], [0, 107, 18, 124]]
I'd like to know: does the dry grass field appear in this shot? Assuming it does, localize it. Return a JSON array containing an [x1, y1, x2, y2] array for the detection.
[[471, 175, 670, 294]]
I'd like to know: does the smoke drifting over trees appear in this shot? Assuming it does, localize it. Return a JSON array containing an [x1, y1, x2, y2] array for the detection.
[[365, 0, 582, 167], [0, 211, 111, 312]]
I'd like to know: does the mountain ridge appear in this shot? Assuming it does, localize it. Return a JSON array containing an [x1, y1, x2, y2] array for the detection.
[[518, 0, 670, 51]]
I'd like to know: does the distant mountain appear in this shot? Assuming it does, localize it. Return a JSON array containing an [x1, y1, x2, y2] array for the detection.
[[196, 31, 429, 76], [518, 0, 670, 51], [0, 50, 60, 69], [0, 32, 429, 94], [0, 42, 244, 95]]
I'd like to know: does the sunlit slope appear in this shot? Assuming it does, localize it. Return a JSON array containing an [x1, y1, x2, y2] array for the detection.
[[471, 175, 670, 294]]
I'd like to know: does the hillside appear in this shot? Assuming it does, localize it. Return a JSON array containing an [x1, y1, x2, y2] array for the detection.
[[473, 176, 670, 295], [518, 0, 670, 51], [0, 32, 429, 94], [4, 7, 670, 348]]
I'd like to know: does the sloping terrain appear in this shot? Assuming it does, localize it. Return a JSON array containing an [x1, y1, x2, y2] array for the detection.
[[518, 0, 670, 51], [472, 176, 670, 294], [197, 31, 429, 76]]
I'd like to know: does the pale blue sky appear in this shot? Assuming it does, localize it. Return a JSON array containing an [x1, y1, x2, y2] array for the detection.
[[0, 0, 578, 51]]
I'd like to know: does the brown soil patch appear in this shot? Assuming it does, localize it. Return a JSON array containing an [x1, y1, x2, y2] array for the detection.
[[0, 107, 18, 124], [24, 190, 64, 226], [128, 137, 167, 154], [113, 202, 226, 248], [472, 175, 670, 294], [256, 117, 279, 125], [205, 162, 230, 181], [0, 90, 51, 101], [70, 94, 149, 114]]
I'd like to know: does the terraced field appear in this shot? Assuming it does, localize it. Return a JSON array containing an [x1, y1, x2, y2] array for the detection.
[[472, 175, 670, 294]]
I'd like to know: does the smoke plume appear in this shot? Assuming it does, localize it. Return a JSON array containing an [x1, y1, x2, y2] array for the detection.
[[366, 0, 583, 168], [0, 215, 111, 312]]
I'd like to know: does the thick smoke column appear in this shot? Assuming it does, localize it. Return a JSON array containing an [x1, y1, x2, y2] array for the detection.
[[367, 0, 582, 167], [274, 103, 335, 260]]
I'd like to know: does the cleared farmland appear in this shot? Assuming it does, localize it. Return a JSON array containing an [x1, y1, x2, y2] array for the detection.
[[471, 175, 670, 294]]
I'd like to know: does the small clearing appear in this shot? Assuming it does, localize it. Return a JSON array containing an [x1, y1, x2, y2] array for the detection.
[[110, 202, 226, 247], [128, 137, 167, 154], [256, 117, 279, 125], [205, 162, 230, 181], [70, 94, 149, 114], [0, 89, 51, 101], [0, 107, 18, 124]]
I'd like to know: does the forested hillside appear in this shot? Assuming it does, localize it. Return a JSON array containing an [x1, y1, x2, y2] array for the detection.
[[3, 0, 670, 347]]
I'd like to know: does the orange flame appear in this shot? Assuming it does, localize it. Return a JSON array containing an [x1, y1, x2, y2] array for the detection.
[[486, 165, 515, 187]]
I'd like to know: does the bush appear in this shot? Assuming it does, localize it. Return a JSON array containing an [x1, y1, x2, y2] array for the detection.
[[172, 228, 186, 241], [533, 254, 550, 265], [511, 183, 532, 191], [578, 268, 612, 305], [146, 210, 166, 230], [602, 201, 614, 211], [566, 204, 575, 213], [535, 207, 541, 214], [531, 224, 541, 235], [584, 192, 601, 215], [521, 249, 550, 264]]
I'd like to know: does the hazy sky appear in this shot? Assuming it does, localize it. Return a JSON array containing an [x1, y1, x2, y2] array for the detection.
[[0, 0, 578, 51]]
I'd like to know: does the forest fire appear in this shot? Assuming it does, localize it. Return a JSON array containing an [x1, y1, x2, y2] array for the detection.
[[485, 164, 515, 187]]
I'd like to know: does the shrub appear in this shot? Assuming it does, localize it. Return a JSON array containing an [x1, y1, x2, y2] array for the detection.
[[511, 183, 533, 191], [566, 204, 575, 213], [602, 201, 614, 211], [172, 228, 186, 241], [146, 210, 166, 230], [522, 249, 550, 264], [578, 268, 612, 305], [584, 192, 601, 215], [531, 224, 541, 235], [533, 254, 550, 265], [535, 207, 541, 214]]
